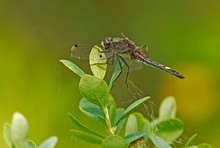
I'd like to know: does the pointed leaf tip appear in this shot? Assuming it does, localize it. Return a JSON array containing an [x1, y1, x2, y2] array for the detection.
[[60, 59, 85, 77]]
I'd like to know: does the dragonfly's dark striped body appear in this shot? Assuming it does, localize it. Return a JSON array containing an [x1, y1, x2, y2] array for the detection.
[[139, 57, 184, 79]]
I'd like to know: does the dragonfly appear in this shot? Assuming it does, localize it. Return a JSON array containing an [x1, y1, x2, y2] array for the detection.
[[71, 33, 184, 84]]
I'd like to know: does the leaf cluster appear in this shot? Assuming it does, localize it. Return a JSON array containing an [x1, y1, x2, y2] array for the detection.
[[60, 45, 213, 148], [3, 112, 58, 148]]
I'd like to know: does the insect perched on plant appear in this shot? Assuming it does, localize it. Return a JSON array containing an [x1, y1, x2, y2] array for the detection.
[[71, 33, 184, 84]]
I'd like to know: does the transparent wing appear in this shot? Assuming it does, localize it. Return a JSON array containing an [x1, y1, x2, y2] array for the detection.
[[71, 44, 115, 60], [118, 54, 143, 72], [124, 58, 143, 71], [139, 45, 149, 57], [71, 44, 98, 60], [101, 55, 143, 72]]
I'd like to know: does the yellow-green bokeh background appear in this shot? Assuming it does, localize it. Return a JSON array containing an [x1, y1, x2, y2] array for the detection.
[[1, 0, 220, 147]]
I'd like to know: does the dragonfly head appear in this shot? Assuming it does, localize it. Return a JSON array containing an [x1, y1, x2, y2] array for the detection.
[[101, 37, 113, 50]]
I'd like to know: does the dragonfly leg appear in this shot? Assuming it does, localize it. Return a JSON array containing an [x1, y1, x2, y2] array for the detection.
[[106, 55, 115, 65], [118, 55, 130, 88], [110, 55, 123, 86]]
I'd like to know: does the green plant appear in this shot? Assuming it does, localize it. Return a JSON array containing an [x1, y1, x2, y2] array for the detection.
[[60, 46, 213, 148], [3, 112, 58, 148]]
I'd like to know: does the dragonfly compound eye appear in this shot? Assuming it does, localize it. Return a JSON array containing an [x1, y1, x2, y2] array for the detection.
[[101, 37, 113, 49]]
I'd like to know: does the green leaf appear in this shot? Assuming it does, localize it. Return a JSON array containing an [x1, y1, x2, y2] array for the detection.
[[184, 134, 198, 148], [79, 74, 117, 132], [60, 59, 85, 77], [89, 45, 107, 79], [197, 143, 213, 148], [114, 108, 125, 135], [102, 135, 128, 148], [125, 113, 150, 140], [79, 98, 106, 126], [79, 74, 110, 106], [159, 96, 176, 119], [153, 118, 184, 142], [124, 132, 146, 144], [38, 136, 58, 148], [125, 114, 138, 136], [109, 61, 121, 89], [116, 97, 150, 125], [3, 123, 13, 148], [25, 140, 37, 148], [69, 113, 104, 138], [11, 112, 28, 148], [150, 134, 171, 148], [133, 113, 150, 140], [107, 94, 117, 127], [71, 130, 103, 145], [187, 145, 213, 148], [187, 146, 197, 148]]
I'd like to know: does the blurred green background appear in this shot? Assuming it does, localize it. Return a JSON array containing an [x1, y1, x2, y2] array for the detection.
[[1, 0, 220, 147]]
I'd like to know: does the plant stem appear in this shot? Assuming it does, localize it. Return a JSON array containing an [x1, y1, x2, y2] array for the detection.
[[104, 107, 114, 135]]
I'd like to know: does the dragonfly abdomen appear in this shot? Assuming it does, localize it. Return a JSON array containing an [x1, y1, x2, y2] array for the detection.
[[139, 57, 185, 79]]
